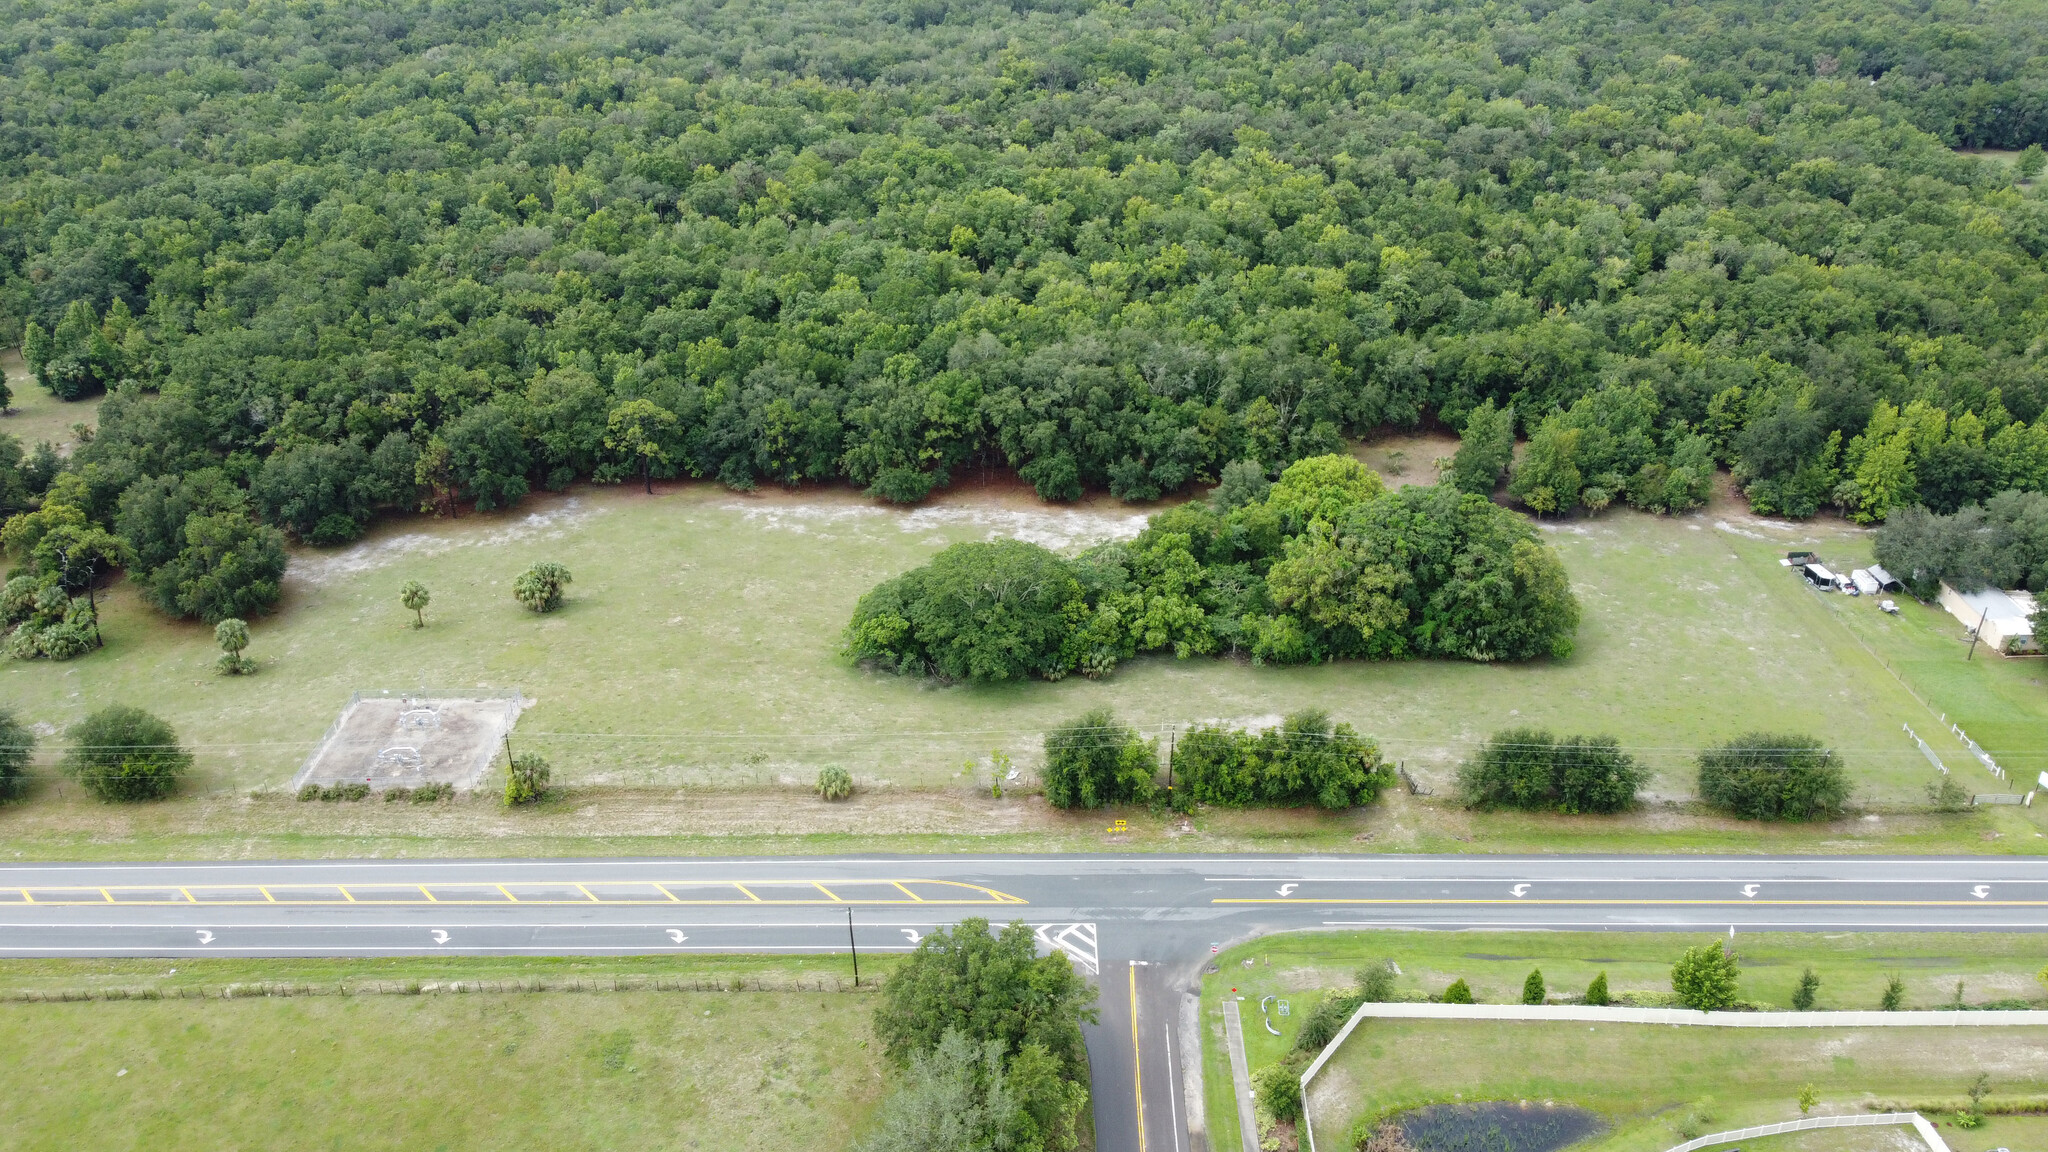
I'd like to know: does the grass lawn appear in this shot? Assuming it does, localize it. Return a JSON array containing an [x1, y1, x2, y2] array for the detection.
[[0, 347, 102, 454], [1310, 1018, 2048, 1152], [0, 975, 885, 1151], [1198, 931, 2048, 1152], [0, 452, 1976, 809]]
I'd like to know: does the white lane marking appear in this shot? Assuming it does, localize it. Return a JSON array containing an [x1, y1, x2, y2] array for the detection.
[[1165, 1019, 1183, 1152], [430, 930, 449, 944], [1742, 885, 1760, 898], [1974, 886, 1992, 899], [1034, 923, 1100, 975], [666, 930, 687, 943], [194, 930, 213, 944], [1277, 883, 1298, 897], [1511, 884, 1530, 898], [900, 929, 923, 944]]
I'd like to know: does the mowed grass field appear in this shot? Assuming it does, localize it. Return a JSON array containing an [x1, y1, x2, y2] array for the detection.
[[0, 982, 885, 1151], [0, 449, 1973, 803], [1196, 931, 2048, 1152]]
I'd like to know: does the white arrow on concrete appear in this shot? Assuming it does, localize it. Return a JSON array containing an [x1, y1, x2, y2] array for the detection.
[[901, 928, 923, 944], [194, 930, 213, 944], [666, 929, 687, 943], [1277, 883, 1298, 897], [1742, 884, 1760, 898], [1511, 884, 1530, 898], [1973, 885, 1992, 899], [430, 930, 449, 944]]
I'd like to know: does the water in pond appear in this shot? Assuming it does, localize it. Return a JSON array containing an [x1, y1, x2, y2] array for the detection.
[[1399, 1102, 1605, 1152]]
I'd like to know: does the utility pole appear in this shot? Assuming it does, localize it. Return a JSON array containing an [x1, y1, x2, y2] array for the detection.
[[847, 907, 859, 987], [1968, 605, 1989, 661]]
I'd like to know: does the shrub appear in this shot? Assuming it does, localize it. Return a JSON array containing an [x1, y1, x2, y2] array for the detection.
[[1798, 1084, 1818, 1114], [296, 783, 320, 802], [340, 782, 370, 801], [1696, 733, 1849, 820], [1585, 971, 1610, 1006], [1522, 969, 1546, 1005], [1041, 709, 1156, 810], [1457, 728, 1646, 814], [1294, 990, 1364, 1052], [505, 753, 550, 805], [1441, 979, 1473, 1004], [62, 706, 192, 802], [1792, 968, 1820, 1011], [1253, 1060, 1303, 1123], [1672, 942, 1740, 1011], [1881, 974, 1905, 1011], [513, 562, 572, 613], [1170, 711, 1393, 811], [1357, 960, 1397, 1004], [384, 786, 412, 802], [817, 765, 853, 801], [0, 706, 34, 801], [1926, 775, 1969, 812]]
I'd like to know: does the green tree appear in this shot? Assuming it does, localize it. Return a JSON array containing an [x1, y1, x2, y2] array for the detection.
[[1211, 459, 1272, 511], [1697, 734, 1849, 821], [0, 706, 35, 801], [1441, 978, 1474, 1004], [213, 617, 253, 675], [61, 705, 191, 802], [605, 398, 680, 494], [1451, 399, 1516, 495], [1671, 942, 1740, 1011], [144, 513, 288, 624], [2017, 144, 2045, 179], [1041, 709, 1156, 810], [1585, 971, 1610, 1007], [876, 918, 1097, 1080], [442, 402, 531, 511], [513, 561, 571, 613], [1458, 729, 1645, 814], [1522, 969, 1546, 1005], [400, 580, 430, 628], [846, 540, 1084, 682], [1798, 1084, 1818, 1114], [1792, 967, 1821, 1011], [1509, 421, 1583, 515]]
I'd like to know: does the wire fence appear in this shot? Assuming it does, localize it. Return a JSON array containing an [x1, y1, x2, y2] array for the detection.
[[4, 973, 883, 1003]]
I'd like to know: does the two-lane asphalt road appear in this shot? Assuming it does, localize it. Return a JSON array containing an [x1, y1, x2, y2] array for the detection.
[[8, 853, 2048, 1152]]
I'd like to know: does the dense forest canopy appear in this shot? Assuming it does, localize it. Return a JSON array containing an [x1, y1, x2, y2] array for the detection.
[[1, 0, 2047, 634]]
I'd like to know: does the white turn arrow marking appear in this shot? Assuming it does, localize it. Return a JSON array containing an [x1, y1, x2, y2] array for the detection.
[[901, 929, 923, 944], [1511, 884, 1530, 898], [666, 930, 687, 943], [1973, 886, 1991, 899], [1742, 884, 1760, 898], [1277, 883, 1299, 897], [194, 930, 213, 944], [430, 930, 449, 944]]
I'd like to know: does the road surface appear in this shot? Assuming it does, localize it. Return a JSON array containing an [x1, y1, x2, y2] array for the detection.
[[7, 852, 2048, 1151]]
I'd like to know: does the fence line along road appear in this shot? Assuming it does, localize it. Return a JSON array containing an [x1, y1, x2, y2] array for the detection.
[[1663, 1111, 1950, 1152], [1298, 1004, 2048, 1152]]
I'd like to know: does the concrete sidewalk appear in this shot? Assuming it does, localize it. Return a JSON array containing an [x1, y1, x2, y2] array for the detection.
[[1221, 999, 1259, 1152]]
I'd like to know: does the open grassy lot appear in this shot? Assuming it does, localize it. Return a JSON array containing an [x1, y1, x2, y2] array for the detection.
[[1739, 1116, 2048, 1152], [1199, 931, 2048, 1152], [0, 971, 886, 1151], [0, 453, 1967, 807], [0, 349, 101, 454], [1310, 1018, 2048, 1152]]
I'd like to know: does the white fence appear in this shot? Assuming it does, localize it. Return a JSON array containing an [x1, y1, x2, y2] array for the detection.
[[1663, 1111, 1949, 1152]]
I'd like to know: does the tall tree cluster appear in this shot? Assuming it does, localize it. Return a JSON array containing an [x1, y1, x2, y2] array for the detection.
[[0, 0, 2037, 592], [845, 454, 1581, 680]]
